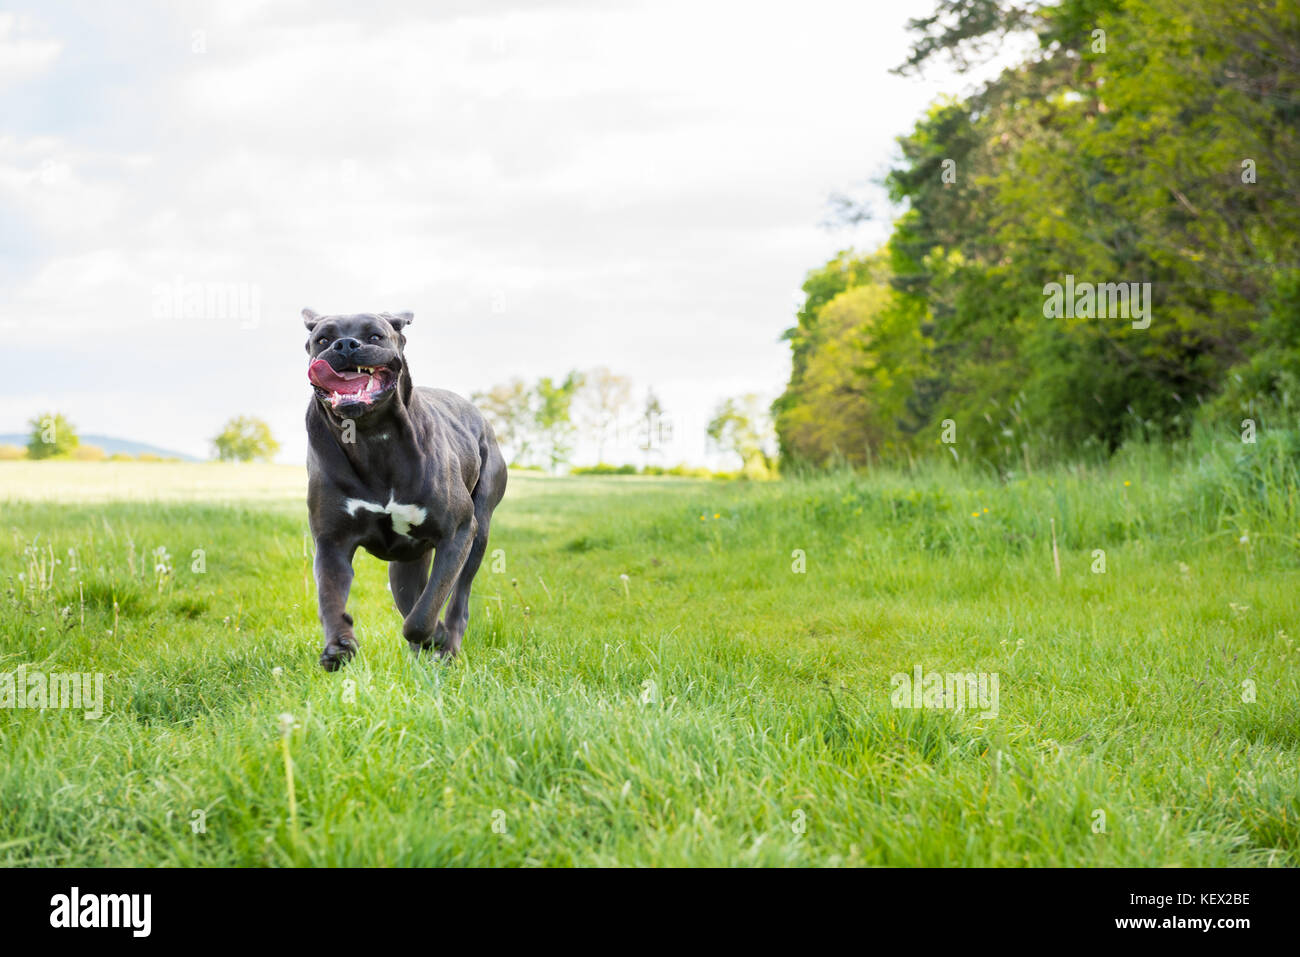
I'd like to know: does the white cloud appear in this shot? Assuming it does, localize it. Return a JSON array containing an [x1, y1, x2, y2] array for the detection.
[[0, 0, 1012, 465], [0, 13, 61, 92]]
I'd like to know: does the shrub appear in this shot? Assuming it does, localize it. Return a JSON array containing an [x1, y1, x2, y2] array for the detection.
[[70, 445, 106, 461], [571, 463, 637, 475]]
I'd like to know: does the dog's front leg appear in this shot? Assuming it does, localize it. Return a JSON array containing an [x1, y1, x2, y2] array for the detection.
[[403, 515, 476, 657], [314, 541, 358, 671]]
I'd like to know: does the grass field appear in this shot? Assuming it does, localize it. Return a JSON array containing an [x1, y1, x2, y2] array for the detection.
[[1, 432, 1298, 866]]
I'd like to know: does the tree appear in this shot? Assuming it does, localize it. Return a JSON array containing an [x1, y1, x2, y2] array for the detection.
[[707, 395, 776, 477], [778, 0, 1300, 469], [775, 272, 893, 466], [26, 412, 79, 459], [577, 367, 634, 462], [893, 0, 1039, 76], [473, 371, 591, 471], [637, 388, 672, 468], [472, 378, 536, 465], [534, 372, 585, 472], [212, 416, 280, 463]]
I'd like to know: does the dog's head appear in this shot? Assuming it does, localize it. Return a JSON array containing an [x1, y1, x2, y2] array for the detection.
[[303, 309, 413, 418]]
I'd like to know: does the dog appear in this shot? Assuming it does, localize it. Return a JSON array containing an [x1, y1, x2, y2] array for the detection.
[[302, 308, 507, 670]]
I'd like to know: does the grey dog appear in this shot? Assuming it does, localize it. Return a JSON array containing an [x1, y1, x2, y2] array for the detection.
[[302, 308, 507, 670]]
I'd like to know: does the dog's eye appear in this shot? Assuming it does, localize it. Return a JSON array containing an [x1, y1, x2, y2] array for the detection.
[[368, 334, 381, 342], [317, 337, 329, 345]]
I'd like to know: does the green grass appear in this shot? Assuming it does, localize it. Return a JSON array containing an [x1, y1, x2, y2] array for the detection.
[[1, 430, 1298, 866]]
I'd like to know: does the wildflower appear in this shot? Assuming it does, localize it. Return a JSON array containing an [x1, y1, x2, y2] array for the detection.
[[1123, 480, 1131, 487]]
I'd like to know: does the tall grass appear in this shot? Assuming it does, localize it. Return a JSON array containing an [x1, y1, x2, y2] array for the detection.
[[0, 426, 1296, 866]]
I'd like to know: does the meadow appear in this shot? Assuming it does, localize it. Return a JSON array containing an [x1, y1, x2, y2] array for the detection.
[[0, 430, 1297, 867]]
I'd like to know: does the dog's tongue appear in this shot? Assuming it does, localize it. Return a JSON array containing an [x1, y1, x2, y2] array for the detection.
[[308, 358, 368, 394]]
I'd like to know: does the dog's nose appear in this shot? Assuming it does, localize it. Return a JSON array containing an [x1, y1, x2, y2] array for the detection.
[[331, 338, 361, 356]]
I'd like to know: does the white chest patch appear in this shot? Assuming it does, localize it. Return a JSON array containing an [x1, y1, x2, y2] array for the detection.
[[344, 496, 428, 537]]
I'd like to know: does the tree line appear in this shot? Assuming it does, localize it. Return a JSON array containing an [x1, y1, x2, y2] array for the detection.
[[776, 0, 1300, 470], [8, 378, 775, 474], [473, 369, 775, 475]]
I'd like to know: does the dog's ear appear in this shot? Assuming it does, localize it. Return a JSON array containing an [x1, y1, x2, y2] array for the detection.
[[383, 311, 413, 331], [302, 308, 321, 330]]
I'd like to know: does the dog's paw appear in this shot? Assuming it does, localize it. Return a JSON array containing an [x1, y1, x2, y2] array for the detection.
[[319, 635, 358, 671], [434, 628, 463, 660], [405, 620, 444, 655]]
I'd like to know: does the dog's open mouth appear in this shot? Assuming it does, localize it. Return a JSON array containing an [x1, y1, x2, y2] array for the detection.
[[308, 358, 395, 409]]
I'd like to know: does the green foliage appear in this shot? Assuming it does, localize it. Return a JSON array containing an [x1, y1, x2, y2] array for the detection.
[[534, 372, 585, 472], [775, 251, 895, 465], [706, 394, 776, 477], [571, 463, 638, 475], [570, 463, 741, 480], [779, 0, 1300, 471], [477, 370, 634, 472], [212, 416, 280, 463], [26, 412, 79, 459], [894, 0, 1041, 75], [1211, 271, 1300, 426]]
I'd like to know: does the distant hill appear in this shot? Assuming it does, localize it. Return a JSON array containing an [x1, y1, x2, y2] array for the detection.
[[0, 433, 202, 462]]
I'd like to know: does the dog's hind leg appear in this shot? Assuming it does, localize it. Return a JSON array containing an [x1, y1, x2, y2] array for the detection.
[[436, 446, 506, 657], [435, 509, 491, 657]]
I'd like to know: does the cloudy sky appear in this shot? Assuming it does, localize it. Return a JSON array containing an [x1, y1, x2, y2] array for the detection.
[[0, 0, 1003, 466]]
